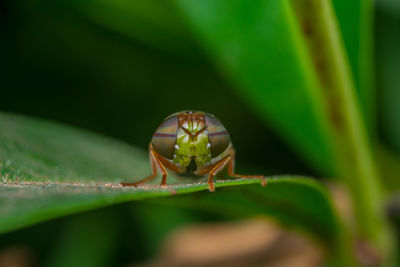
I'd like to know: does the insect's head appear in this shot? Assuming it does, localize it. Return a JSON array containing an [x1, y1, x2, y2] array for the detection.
[[151, 111, 230, 167]]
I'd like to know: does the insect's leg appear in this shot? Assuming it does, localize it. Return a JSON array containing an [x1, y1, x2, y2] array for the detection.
[[156, 154, 168, 187], [227, 148, 266, 186], [207, 156, 231, 192], [121, 145, 167, 187]]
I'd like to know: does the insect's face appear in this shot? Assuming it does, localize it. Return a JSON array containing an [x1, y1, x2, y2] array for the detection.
[[151, 111, 231, 170]]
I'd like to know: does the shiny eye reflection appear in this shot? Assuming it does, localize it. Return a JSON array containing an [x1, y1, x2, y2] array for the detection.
[[121, 111, 265, 192]]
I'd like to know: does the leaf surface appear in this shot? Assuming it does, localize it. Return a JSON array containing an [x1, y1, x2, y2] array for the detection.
[[0, 112, 339, 243]]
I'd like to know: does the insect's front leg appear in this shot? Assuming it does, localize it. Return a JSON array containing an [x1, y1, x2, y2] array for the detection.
[[207, 156, 231, 192], [121, 143, 168, 187]]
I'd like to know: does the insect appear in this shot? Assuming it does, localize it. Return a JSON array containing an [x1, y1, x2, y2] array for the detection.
[[121, 111, 266, 192]]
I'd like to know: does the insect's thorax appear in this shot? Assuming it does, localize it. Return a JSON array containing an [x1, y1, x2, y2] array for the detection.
[[173, 116, 212, 171]]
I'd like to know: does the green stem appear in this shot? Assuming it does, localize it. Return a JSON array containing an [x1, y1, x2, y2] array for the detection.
[[291, 0, 391, 260]]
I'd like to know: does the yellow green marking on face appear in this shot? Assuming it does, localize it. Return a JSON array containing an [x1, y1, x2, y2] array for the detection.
[[173, 119, 212, 168]]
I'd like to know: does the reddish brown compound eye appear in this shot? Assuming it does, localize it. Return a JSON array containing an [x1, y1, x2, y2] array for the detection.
[[205, 113, 230, 158], [152, 115, 178, 159]]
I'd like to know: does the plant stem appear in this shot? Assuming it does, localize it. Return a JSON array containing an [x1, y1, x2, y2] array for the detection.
[[291, 0, 392, 260]]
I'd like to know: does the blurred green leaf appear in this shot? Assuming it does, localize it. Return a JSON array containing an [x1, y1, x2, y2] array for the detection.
[[0, 112, 350, 261], [61, 0, 200, 59], [175, 0, 336, 175], [130, 203, 202, 257], [174, 0, 388, 254], [44, 208, 120, 267]]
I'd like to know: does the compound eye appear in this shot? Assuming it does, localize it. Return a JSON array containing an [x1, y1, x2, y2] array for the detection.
[[152, 115, 178, 159], [205, 114, 230, 157]]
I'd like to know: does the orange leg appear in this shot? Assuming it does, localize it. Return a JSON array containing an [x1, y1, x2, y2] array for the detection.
[[121, 145, 168, 187], [206, 148, 266, 192], [207, 156, 231, 192]]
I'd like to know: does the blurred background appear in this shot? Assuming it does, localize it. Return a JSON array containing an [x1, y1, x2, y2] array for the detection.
[[0, 0, 316, 176], [0, 0, 399, 266]]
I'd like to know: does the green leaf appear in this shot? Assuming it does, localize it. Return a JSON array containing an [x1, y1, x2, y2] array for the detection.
[[174, 0, 336, 175], [0, 112, 349, 257], [174, 0, 390, 255], [58, 0, 199, 58]]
